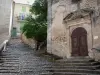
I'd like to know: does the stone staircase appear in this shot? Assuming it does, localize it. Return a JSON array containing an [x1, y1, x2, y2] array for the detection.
[[44, 57, 100, 75], [0, 39, 100, 75], [0, 50, 100, 75]]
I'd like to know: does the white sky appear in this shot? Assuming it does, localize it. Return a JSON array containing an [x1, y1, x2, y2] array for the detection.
[[14, 0, 35, 5]]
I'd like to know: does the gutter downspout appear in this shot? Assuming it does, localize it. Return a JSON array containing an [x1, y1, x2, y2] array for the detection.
[[9, 0, 14, 41]]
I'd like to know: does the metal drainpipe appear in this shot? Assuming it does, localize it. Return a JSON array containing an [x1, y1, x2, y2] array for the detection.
[[47, 0, 52, 54], [8, 0, 14, 41]]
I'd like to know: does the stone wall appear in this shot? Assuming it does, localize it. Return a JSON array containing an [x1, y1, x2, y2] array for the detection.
[[21, 34, 36, 49], [0, 0, 12, 48], [47, 0, 100, 58]]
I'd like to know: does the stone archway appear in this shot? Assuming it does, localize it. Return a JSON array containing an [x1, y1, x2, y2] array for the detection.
[[71, 27, 88, 56]]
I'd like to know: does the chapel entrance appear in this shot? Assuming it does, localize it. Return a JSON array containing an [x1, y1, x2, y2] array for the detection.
[[71, 27, 88, 56]]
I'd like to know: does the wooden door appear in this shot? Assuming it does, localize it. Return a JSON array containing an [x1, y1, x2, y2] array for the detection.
[[71, 27, 88, 56]]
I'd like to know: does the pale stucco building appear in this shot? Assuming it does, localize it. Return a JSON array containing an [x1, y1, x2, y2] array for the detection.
[[0, 0, 13, 49], [13, 2, 31, 33], [47, 0, 100, 60]]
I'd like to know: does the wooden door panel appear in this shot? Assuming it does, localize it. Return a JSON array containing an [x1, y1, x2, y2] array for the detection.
[[79, 35, 88, 56], [71, 37, 79, 56], [80, 47, 88, 56], [71, 27, 88, 56], [72, 48, 79, 56]]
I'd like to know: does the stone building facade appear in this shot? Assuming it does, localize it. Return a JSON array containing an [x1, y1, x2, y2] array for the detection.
[[0, 0, 13, 49], [13, 2, 31, 33], [47, 0, 100, 59]]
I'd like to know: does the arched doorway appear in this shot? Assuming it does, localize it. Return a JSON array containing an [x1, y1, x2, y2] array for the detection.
[[71, 27, 88, 56]]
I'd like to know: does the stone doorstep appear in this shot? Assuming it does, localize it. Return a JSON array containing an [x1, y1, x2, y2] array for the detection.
[[48, 72, 100, 75], [52, 61, 100, 66], [18, 68, 100, 73], [21, 65, 100, 70], [16, 68, 100, 75], [55, 60, 94, 63], [69, 56, 90, 59], [56, 58, 92, 62], [45, 69, 100, 74], [56, 58, 93, 62], [41, 65, 100, 69], [53, 63, 93, 66]]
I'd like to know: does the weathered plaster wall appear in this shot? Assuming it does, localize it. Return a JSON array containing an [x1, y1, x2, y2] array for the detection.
[[51, 5, 68, 58], [47, 0, 100, 58], [0, 0, 12, 46]]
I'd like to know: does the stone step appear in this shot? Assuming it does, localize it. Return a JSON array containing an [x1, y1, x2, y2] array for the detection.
[[0, 54, 20, 56], [0, 71, 19, 73], [56, 59, 94, 63], [0, 63, 19, 66], [0, 73, 18, 75], [0, 60, 19, 62], [54, 62, 93, 66], [69, 56, 90, 59], [0, 56, 20, 58], [49, 72, 100, 75], [0, 65, 19, 68], [54, 61, 100, 65], [19, 70, 50, 74], [0, 62, 19, 65], [0, 58, 19, 60], [43, 65, 100, 70], [19, 68, 100, 74], [0, 67, 19, 70], [53, 62, 100, 67], [0, 56, 41, 60], [55, 61, 94, 63], [40, 72, 53, 75], [0, 68, 18, 71], [46, 69, 100, 74]]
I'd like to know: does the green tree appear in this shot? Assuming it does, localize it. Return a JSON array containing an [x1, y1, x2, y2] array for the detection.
[[22, 0, 47, 50], [30, 0, 47, 21]]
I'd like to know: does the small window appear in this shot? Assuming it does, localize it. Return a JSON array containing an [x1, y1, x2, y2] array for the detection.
[[72, 0, 81, 4], [22, 6, 26, 12]]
